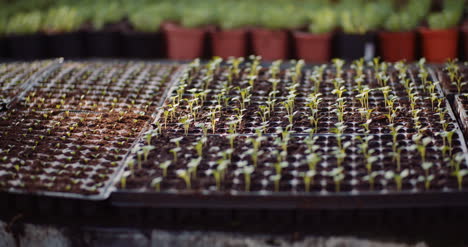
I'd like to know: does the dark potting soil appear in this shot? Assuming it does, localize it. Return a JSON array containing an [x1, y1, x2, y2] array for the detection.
[[0, 61, 182, 197], [118, 60, 468, 195]]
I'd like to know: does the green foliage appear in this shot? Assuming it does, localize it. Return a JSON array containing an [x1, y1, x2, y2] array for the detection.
[[90, 1, 126, 30], [129, 5, 165, 32], [6, 11, 42, 35], [340, 0, 392, 34], [383, 0, 431, 32], [180, 3, 216, 28], [428, 0, 464, 30], [384, 11, 419, 32], [308, 7, 336, 34], [42, 6, 84, 33], [216, 2, 256, 30], [258, 3, 304, 30]]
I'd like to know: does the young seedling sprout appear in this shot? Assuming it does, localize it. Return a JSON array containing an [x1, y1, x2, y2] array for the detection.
[[270, 174, 281, 192], [142, 145, 155, 161], [208, 163, 227, 191], [305, 153, 321, 171], [151, 177, 163, 192], [363, 171, 379, 191], [120, 171, 132, 189], [452, 169, 468, 191], [419, 162, 435, 190], [159, 160, 171, 177], [301, 170, 316, 192], [176, 169, 191, 190], [329, 167, 345, 192], [188, 157, 202, 178], [385, 169, 409, 192], [243, 165, 254, 192]]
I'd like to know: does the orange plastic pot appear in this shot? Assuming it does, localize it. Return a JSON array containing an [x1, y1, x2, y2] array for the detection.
[[379, 31, 415, 62], [251, 28, 288, 60], [211, 29, 247, 59], [165, 24, 206, 60], [293, 31, 332, 63], [419, 27, 458, 63]]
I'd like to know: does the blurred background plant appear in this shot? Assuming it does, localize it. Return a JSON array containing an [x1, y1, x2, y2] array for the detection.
[[427, 0, 464, 30], [6, 11, 42, 35], [42, 6, 84, 33]]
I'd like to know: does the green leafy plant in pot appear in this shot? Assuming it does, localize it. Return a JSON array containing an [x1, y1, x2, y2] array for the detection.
[[165, 3, 214, 60], [5, 10, 46, 59], [210, 1, 254, 59], [379, 0, 430, 62], [293, 7, 336, 63], [124, 4, 165, 59], [419, 0, 464, 63], [42, 6, 86, 58], [0, 14, 6, 58], [336, 0, 391, 61], [85, 1, 126, 58], [251, 2, 300, 60]]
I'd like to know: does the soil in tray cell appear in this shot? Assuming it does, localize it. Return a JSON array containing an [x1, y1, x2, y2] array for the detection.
[[0, 61, 182, 197], [121, 130, 467, 193], [437, 61, 468, 95], [0, 61, 53, 104], [117, 58, 468, 195], [0, 109, 147, 195]]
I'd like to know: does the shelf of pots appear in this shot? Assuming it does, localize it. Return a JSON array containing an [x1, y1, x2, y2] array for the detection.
[[42, 6, 85, 59], [209, 2, 252, 59], [378, 0, 431, 62], [293, 7, 335, 63], [111, 57, 468, 209], [82, 1, 125, 58], [164, 4, 213, 60], [334, 1, 390, 61], [419, 0, 464, 63], [250, 3, 298, 61], [4, 11, 47, 60], [121, 4, 166, 59]]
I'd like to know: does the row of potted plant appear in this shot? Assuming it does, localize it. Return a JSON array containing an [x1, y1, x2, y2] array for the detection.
[[0, 0, 466, 62]]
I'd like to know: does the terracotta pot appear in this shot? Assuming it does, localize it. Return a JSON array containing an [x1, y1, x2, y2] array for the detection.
[[165, 24, 206, 60], [334, 32, 377, 61], [419, 27, 458, 63], [251, 28, 288, 60], [293, 31, 332, 63], [211, 29, 247, 59], [379, 31, 415, 62]]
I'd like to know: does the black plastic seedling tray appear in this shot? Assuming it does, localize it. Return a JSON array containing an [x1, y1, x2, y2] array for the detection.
[[0, 59, 186, 200], [110, 61, 468, 210]]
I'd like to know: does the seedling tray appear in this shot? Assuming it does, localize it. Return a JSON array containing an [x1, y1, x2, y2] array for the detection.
[[434, 62, 468, 98], [111, 59, 468, 209], [454, 94, 468, 138], [0, 60, 185, 200], [0, 59, 61, 110]]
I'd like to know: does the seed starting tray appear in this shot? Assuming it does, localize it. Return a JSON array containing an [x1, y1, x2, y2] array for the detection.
[[111, 59, 468, 209], [434, 62, 468, 98], [0, 60, 185, 200], [454, 94, 468, 138]]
